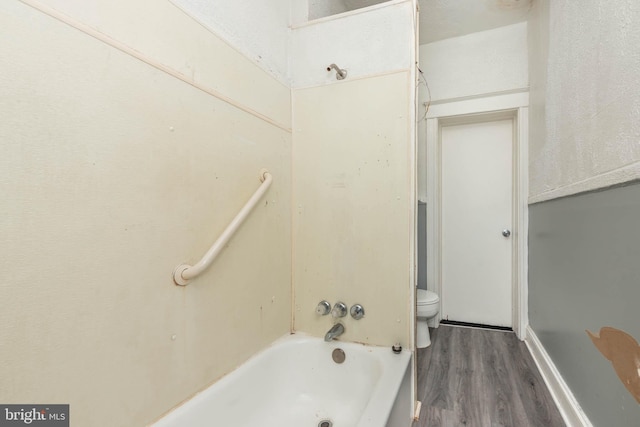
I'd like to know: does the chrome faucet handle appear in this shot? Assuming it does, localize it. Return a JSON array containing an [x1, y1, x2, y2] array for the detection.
[[350, 304, 365, 320], [316, 300, 331, 315], [331, 301, 348, 318]]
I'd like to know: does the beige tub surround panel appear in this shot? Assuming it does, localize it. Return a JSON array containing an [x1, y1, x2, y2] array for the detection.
[[0, 2, 291, 426], [21, 0, 291, 129], [292, 72, 412, 348]]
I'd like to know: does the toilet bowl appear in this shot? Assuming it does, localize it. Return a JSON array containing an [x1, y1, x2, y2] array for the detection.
[[417, 289, 439, 349]]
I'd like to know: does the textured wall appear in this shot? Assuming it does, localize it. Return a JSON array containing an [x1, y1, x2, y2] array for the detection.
[[291, 0, 415, 88], [529, 182, 640, 426], [528, 2, 640, 424], [419, 0, 530, 44], [418, 22, 528, 103], [528, 0, 640, 202], [527, 0, 549, 202], [33, 0, 291, 127], [307, 0, 349, 20], [417, 22, 528, 200], [0, 1, 291, 426]]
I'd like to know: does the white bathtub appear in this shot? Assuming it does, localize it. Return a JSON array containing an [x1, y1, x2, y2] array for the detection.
[[152, 333, 412, 427]]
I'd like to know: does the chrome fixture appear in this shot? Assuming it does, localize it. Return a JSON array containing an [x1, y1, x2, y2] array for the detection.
[[350, 304, 365, 320], [327, 63, 347, 80], [316, 300, 331, 315], [331, 348, 346, 364], [324, 323, 345, 342], [502, 229, 511, 238], [331, 301, 348, 318]]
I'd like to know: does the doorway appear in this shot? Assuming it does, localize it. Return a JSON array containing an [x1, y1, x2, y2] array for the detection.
[[425, 97, 529, 338], [440, 116, 514, 327]]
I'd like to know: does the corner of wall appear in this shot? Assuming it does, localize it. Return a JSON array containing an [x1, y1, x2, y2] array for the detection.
[[1, 2, 293, 425], [525, 326, 594, 427]]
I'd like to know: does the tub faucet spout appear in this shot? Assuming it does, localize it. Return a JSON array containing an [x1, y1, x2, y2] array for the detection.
[[324, 323, 345, 342]]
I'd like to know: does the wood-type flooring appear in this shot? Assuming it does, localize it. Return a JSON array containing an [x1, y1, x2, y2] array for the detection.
[[414, 325, 566, 427]]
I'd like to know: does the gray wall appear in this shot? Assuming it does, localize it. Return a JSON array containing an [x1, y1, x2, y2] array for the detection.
[[417, 201, 427, 290], [529, 182, 640, 426]]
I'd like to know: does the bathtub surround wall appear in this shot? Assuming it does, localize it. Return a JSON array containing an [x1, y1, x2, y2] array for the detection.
[[291, 0, 416, 348], [292, 72, 412, 346], [3, 0, 418, 425], [527, 1, 640, 426], [0, 1, 291, 426], [28, 0, 292, 127]]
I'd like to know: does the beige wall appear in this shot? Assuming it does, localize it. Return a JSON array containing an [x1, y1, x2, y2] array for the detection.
[[169, 0, 293, 84], [2, 1, 417, 424], [292, 71, 413, 347], [0, 1, 291, 426], [32, 0, 291, 128]]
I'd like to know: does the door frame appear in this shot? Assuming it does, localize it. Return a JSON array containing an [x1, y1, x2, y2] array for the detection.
[[425, 91, 529, 339]]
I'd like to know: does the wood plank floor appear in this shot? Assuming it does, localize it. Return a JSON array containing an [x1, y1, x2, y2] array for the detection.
[[414, 325, 565, 427]]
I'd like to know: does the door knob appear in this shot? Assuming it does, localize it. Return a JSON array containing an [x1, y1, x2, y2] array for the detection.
[[502, 229, 511, 237]]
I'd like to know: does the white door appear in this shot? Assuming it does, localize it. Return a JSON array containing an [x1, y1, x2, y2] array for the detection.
[[441, 118, 513, 327]]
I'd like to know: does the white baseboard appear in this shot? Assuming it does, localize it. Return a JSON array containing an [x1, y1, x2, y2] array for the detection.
[[525, 326, 593, 427]]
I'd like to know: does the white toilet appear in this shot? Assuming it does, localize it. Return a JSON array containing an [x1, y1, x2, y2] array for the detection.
[[416, 289, 440, 348]]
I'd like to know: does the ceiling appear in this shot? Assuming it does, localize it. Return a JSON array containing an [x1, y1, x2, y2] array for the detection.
[[323, 0, 532, 45], [418, 0, 532, 44]]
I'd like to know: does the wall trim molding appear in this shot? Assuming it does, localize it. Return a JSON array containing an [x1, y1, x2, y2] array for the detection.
[[292, 68, 411, 91], [18, 0, 292, 133], [525, 326, 594, 427], [427, 87, 529, 106], [515, 107, 529, 338], [425, 95, 529, 339], [425, 91, 529, 119], [169, 0, 291, 88], [529, 161, 640, 204]]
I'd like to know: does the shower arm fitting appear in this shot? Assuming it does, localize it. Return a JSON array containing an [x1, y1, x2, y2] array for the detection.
[[327, 63, 347, 80]]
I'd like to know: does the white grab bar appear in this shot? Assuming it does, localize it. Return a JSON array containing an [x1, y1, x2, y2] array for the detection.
[[173, 169, 273, 286]]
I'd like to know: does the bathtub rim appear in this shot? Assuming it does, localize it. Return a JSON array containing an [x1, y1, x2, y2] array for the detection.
[[149, 331, 412, 427]]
